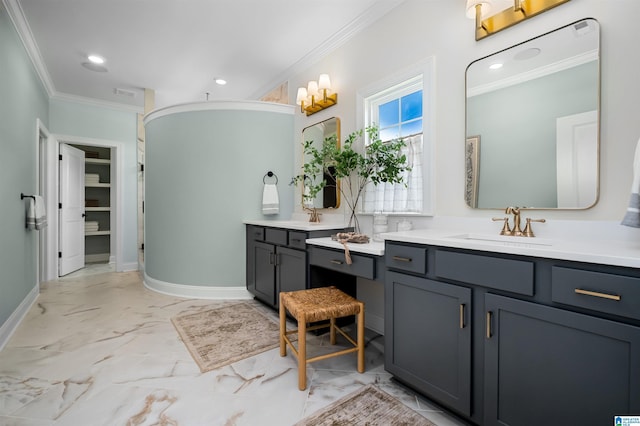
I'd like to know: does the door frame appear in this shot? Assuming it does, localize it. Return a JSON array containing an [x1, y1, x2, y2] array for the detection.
[[42, 133, 125, 279], [36, 119, 53, 282]]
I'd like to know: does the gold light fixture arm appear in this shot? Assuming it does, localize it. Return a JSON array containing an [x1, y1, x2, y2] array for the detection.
[[295, 74, 338, 116], [475, 0, 571, 41]]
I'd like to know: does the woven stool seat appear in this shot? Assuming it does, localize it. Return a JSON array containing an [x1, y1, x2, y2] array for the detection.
[[279, 286, 365, 390]]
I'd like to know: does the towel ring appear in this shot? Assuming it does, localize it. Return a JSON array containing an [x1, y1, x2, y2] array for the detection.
[[263, 171, 278, 185]]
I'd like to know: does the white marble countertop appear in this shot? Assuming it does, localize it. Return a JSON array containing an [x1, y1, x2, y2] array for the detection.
[[381, 228, 640, 269], [305, 237, 385, 256], [243, 219, 349, 232], [245, 218, 640, 268]]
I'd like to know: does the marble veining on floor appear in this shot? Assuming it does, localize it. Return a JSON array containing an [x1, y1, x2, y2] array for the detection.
[[0, 265, 469, 425]]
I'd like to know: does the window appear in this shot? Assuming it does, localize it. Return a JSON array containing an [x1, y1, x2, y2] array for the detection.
[[358, 60, 434, 215]]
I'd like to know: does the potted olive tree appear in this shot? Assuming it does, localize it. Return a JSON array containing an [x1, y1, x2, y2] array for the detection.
[[293, 125, 410, 234]]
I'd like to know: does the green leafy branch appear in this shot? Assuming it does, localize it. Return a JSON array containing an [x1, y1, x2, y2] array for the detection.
[[292, 125, 411, 229]]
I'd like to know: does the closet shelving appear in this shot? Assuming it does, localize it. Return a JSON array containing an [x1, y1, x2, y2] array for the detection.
[[76, 146, 112, 262]]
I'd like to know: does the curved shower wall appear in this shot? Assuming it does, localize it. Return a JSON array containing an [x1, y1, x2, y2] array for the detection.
[[143, 101, 294, 298]]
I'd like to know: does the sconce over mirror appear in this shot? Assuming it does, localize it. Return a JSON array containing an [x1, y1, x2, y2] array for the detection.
[[296, 74, 338, 116], [467, 0, 572, 41], [465, 18, 600, 209], [301, 117, 340, 209]]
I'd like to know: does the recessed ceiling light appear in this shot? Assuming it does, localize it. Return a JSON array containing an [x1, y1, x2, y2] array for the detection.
[[489, 63, 503, 70], [88, 55, 105, 64], [81, 62, 108, 72], [215, 78, 227, 85]]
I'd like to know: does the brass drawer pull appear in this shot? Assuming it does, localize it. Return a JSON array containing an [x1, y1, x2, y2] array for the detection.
[[392, 256, 412, 263], [574, 288, 621, 301], [330, 260, 344, 265], [460, 304, 465, 329], [486, 311, 492, 339]]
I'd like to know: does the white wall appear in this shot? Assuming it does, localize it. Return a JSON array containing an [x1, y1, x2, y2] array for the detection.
[[290, 0, 640, 224]]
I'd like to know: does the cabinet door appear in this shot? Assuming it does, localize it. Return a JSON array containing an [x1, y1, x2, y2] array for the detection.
[[385, 271, 472, 416], [484, 294, 640, 426], [276, 246, 307, 305], [253, 241, 276, 306], [246, 231, 256, 294]]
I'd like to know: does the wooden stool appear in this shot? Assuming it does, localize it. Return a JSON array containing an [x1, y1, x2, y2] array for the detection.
[[279, 286, 365, 391]]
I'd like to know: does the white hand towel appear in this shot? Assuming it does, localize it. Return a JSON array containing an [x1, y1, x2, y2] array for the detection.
[[26, 195, 47, 230], [622, 137, 640, 228], [262, 183, 279, 215]]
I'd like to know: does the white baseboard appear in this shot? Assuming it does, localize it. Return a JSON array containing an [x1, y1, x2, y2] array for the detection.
[[365, 312, 384, 336], [120, 262, 138, 272], [143, 271, 253, 300], [0, 283, 39, 351]]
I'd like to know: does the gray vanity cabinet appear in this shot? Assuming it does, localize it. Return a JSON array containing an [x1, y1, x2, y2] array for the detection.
[[385, 240, 640, 425], [484, 293, 640, 426], [385, 271, 472, 416], [246, 224, 342, 308]]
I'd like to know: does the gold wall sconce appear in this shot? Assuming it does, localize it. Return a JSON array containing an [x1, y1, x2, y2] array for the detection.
[[466, 0, 571, 41], [295, 74, 338, 116]]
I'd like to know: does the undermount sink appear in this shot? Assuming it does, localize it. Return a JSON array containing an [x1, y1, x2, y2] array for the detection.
[[447, 233, 554, 247]]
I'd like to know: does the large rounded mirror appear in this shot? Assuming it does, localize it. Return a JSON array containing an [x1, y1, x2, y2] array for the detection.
[[465, 18, 599, 209], [301, 117, 340, 209]]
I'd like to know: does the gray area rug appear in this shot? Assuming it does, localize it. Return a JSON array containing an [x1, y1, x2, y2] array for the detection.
[[171, 301, 287, 373], [295, 384, 437, 425]]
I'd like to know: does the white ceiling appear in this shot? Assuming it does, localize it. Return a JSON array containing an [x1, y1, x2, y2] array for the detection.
[[6, 0, 405, 111]]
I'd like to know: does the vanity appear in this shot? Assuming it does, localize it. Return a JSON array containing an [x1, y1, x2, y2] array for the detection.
[[244, 219, 640, 424], [383, 229, 640, 426], [244, 221, 382, 309]]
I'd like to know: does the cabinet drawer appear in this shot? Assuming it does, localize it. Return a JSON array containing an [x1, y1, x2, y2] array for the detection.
[[309, 247, 376, 280], [551, 266, 640, 320], [247, 225, 264, 241], [385, 243, 427, 275], [435, 250, 534, 296], [265, 228, 287, 246], [288, 231, 307, 249]]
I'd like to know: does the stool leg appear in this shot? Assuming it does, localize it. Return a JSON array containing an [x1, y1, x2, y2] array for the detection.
[[330, 317, 336, 345], [357, 302, 365, 373], [279, 294, 286, 357], [298, 316, 307, 390]]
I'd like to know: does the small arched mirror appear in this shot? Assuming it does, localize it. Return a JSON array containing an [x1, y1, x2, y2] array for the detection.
[[465, 19, 600, 209], [301, 117, 340, 209]]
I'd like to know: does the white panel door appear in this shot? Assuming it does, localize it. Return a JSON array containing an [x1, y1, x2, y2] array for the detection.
[[59, 144, 85, 276], [556, 110, 598, 208]]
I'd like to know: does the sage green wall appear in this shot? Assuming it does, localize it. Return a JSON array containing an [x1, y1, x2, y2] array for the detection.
[[145, 107, 294, 286], [49, 99, 139, 267], [0, 3, 49, 325]]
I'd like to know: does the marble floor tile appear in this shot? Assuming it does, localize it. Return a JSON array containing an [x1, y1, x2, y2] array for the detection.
[[0, 265, 471, 425]]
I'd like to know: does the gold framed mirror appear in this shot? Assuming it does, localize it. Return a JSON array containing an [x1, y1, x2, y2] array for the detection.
[[465, 19, 600, 209], [301, 117, 340, 209]]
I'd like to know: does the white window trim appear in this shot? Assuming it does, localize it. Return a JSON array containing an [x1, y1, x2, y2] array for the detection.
[[356, 57, 436, 216]]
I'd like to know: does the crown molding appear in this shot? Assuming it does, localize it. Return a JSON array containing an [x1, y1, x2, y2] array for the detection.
[[52, 92, 144, 114], [3, 0, 55, 97], [144, 100, 294, 125], [250, 0, 406, 101]]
